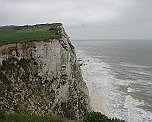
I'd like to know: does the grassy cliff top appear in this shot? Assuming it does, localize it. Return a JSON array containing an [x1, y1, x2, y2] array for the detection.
[[0, 23, 62, 44]]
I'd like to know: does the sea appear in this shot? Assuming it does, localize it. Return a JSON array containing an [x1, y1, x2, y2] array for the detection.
[[72, 39, 152, 122]]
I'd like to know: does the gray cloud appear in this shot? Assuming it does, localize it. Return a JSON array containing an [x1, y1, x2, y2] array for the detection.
[[0, 0, 152, 39]]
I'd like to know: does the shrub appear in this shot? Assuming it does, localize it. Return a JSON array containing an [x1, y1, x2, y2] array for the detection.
[[0, 110, 5, 120], [83, 111, 126, 122]]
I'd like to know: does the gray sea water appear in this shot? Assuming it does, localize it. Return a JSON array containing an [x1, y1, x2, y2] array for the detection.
[[73, 39, 152, 122]]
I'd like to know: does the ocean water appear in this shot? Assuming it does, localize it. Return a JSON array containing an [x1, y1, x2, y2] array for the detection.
[[72, 39, 152, 122]]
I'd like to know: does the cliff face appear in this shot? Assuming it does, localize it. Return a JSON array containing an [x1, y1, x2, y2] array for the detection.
[[0, 25, 90, 119]]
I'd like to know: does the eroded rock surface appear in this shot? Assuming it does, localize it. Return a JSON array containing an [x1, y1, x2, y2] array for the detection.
[[0, 24, 90, 119]]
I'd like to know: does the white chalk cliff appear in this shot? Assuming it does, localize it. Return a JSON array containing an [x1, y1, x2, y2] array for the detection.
[[0, 24, 90, 119]]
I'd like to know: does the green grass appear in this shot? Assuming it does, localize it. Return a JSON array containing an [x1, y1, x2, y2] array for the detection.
[[0, 111, 126, 122], [0, 23, 62, 44], [0, 113, 80, 122]]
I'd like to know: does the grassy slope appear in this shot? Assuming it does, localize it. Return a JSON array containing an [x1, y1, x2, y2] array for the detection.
[[0, 113, 80, 122], [0, 112, 125, 122], [0, 23, 62, 44]]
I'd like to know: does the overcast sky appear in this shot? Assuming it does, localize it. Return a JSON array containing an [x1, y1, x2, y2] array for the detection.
[[0, 0, 152, 39]]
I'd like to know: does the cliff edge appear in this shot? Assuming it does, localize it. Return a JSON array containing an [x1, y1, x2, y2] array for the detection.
[[0, 23, 90, 120]]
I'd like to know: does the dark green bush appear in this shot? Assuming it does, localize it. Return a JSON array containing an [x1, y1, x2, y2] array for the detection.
[[83, 111, 126, 122], [0, 110, 5, 120]]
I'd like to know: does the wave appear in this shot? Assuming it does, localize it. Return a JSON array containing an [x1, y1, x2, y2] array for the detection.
[[76, 49, 152, 122]]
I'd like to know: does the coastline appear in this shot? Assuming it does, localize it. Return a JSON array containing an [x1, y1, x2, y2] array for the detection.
[[85, 79, 113, 118], [80, 63, 113, 118], [76, 49, 113, 119], [74, 40, 152, 122]]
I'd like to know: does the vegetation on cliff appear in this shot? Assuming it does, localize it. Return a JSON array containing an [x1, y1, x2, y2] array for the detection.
[[0, 23, 62, 44], [0, 111, 125, 122], [83, 111, 125, 122], [0, 112, 78, 122]]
